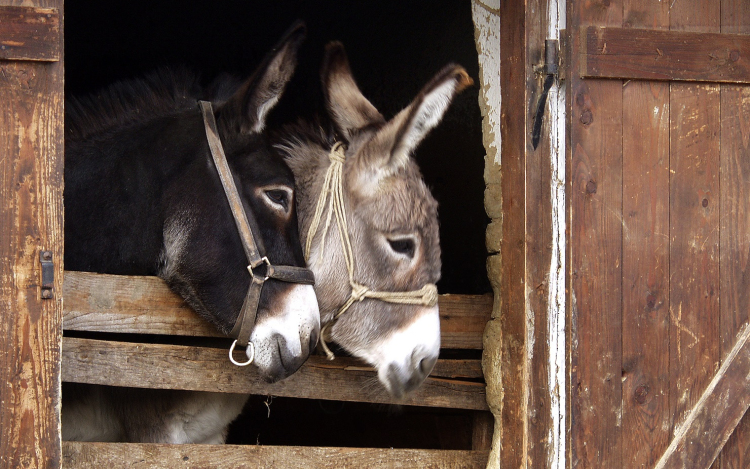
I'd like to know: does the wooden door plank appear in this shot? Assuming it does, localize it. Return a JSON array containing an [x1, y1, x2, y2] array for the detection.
[[668, 82, 722, 468], [62, 271, 491, 349], [580, 27, 750, 83], [569, 1, 624, 467], [668, 3, 722, 469], [62, 442, 490, 469], [0, 1, 64, 466], [61, 338, 489, 411], [0, 6, 60, 61], [655, 324, 750, 469], [525, 0, 557, 466], [496, 0, 529, 466], [620, 5, 672, 468], [718, 1, 750, 467]]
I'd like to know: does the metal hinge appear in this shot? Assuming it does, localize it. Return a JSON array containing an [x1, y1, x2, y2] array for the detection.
[[532, 38, 561, 150], [40, 250, 54, 299]]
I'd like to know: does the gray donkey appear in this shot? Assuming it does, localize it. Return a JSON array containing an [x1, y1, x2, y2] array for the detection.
[[277, 42, 472, 397]]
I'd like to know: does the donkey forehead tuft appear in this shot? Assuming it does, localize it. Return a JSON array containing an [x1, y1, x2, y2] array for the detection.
[[356, 168, 439, 234]]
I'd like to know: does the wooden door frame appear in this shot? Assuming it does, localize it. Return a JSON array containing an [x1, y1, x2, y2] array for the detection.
[[479, 0, 568, 467], [0, 3, 64, 469]]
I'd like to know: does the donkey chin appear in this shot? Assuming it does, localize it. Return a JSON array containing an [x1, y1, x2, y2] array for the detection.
[[248, 284, 320, 383], [363, 305, 441, 399]]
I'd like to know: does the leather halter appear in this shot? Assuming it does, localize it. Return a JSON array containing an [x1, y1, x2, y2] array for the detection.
[[199, 101, 315, 365]]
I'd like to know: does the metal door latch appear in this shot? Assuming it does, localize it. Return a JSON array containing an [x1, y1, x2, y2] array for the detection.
[[532, 39, 560, 150], [40, 250, 53, 299]]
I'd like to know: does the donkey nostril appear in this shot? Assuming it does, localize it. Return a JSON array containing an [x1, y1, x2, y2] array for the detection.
[[419, 354, 438, 377], [309, 328, 320, 354]]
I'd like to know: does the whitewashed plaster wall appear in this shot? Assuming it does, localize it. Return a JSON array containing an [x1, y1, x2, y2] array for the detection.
[[471, 1, 502, 468]]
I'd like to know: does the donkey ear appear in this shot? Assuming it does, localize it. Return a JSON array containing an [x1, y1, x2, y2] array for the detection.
[[322, 42, 385, 140], [223, 21, 306, 134], [387, 64, 473, 168]]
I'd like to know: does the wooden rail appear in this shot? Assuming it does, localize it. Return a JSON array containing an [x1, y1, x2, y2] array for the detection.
[[0, 6, 60, 61], [579, 26, 750, 84], [62, 337, 488, 410], [62, 442, 490, 468], [63, 271, 492, 349], [655, 323, 750, 469], [61, 271, 491, 411]]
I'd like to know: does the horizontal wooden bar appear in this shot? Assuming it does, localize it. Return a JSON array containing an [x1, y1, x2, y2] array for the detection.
[[0, 6, 60, 61], [580, 26, 750, 83], [655, 323, 750, 469], [62, 337, 489, 410], [62, 442, 490, 469], [63, 271, 492, 349]]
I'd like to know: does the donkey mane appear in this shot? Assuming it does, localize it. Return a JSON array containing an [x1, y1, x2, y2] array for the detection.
[[274, 118, 336, 155], [66, 68, 204, 141]]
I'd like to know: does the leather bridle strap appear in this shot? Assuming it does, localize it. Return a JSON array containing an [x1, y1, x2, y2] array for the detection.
[[199, 101, 315, 362]]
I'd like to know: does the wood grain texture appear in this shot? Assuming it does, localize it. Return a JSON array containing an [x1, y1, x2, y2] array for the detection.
[[0, 0, 63, 467], [668, 81, 722, 467], [580, 26, 750, 83], [525, 0, 556, 464], [471, 411, 494, 451], [620, 2, 671, 467], [62, 271, 491, 349], [718, 1, 750, 467], [668, 4, 721, 469], [655, 324, 750, 469], [498, 0, 528, 467], [62, 338, 489, 411], [0, 6, 59, 61], [569, 1, 624, 468], [62, 442, 490, 469]]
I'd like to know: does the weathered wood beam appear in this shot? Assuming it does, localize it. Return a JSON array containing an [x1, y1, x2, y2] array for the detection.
[[62, 442, 490, 469], [62, 337, 489, 411], [655, 323, 750, 469], [580, 26, 750, 83], [62, 271, 492, 349], [0, 6, 60, 61], [0, 5, 64, 467]]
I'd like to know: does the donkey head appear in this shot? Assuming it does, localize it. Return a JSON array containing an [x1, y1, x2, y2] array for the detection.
[[286, 43, 471, 397], [160, 23, 319, 383]]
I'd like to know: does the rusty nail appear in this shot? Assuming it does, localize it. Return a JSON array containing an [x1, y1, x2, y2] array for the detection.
[[42, 251, 52, 260], [730, 50, 740, 62], [41, 289, 52, 299], [702, 198, 709, 208]]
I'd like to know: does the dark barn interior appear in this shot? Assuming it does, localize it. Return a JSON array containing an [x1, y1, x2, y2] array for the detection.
[[65, 0, 488, 449]]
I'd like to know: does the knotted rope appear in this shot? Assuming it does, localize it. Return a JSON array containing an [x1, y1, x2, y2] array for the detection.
[[305, 142, 438, 360]]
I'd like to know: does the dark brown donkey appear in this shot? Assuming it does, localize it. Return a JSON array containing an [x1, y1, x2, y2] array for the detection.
[[62, 24, 319, 443]]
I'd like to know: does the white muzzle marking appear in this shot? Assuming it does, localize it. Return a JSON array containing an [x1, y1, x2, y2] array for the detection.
[[361, 305, 441, 395], [249, 284, 320, 370]]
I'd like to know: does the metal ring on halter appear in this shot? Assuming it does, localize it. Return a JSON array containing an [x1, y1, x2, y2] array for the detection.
[[229, 340, 255, 366], [247, 256, 271, 281]]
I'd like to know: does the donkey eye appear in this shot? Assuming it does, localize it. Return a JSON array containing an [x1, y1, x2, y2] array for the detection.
[[388, 238, 416, 258], [264, 189, 290, 211]]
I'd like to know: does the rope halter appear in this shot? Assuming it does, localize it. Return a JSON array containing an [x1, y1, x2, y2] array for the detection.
[[305, 142, 439, 360]]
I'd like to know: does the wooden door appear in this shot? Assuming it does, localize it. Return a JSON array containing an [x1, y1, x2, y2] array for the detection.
[[569, 1, 750, 468], [0, 3, 64, 468]]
